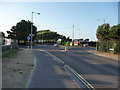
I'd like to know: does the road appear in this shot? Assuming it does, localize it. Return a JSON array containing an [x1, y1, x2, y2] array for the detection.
[[33, 45, 119, 88]]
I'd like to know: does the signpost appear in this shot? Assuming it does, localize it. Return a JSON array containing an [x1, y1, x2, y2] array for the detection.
[[29, 34, 34, 37], [27, 36, 30, 49], [29, 34, 34, 49]]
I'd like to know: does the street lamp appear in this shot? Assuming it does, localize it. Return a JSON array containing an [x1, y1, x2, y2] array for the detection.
[[31, 12, 40, 49], [97, 19, 106, 24]]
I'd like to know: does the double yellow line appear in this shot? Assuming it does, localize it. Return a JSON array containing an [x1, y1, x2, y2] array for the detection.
[[65, 65, 95, 90]]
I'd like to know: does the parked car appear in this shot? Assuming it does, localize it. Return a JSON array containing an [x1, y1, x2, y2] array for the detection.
[[53, 43, 59, 47]]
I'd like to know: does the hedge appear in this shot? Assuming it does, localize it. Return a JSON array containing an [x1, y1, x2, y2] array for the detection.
[[96, 41, 120, 54]]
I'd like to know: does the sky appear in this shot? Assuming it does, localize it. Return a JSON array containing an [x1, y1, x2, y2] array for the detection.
[[0, 1, 118, 41]]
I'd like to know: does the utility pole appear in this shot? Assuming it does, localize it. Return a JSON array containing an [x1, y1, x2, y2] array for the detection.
[[104, 19, 106, 24], [97, 19, 106, 24], [72, 24, 74, 41]]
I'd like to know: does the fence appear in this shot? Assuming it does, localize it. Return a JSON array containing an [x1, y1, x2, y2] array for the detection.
[[96, 41, 120, 54]]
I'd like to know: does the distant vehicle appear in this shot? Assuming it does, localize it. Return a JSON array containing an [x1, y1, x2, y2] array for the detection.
[[4, 38, 12, 45], [53, 43, 59, 47], [70, 42, 73, 46]]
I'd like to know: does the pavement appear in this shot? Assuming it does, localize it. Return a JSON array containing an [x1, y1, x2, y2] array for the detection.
[[26, 49, 79, 88], [0, 64, 1, 90], [0, 69, 1, 90]]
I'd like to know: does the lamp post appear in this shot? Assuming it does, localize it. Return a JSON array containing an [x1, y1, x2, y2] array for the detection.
[[31, 12, 40, 49], [103, 19, 106, 24], [97, 19, 106, 24]]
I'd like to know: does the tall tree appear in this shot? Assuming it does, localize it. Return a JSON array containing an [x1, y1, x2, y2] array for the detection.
[[37, 30, 60, 41], [60, 35, 67, 45], [66, 36, 72, 42], [96, 23, 110, 41], [109, 24, 120, 41], [0, 32, 5, 38], [7, 20, 37, 41]]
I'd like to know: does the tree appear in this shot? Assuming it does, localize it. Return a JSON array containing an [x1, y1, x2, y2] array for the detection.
[[37, 30, 72, 45], [109, 24, 120, 41], [0, 32, 5, 38], [60, 35, 67, 45], [96, 24, 120, 54], [37, 30, 61, 42], [66, 36, 72, 42], [7, 20, 37, 42], [96, 23, 110, 41]]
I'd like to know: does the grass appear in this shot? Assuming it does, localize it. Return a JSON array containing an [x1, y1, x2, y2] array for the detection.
[[59, 45, 65, 47], [59, 45, 82, 47], [2, 48, 20, 59]]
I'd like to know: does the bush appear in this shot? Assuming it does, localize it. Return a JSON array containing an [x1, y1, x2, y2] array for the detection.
[[97, 41, 120, 54]]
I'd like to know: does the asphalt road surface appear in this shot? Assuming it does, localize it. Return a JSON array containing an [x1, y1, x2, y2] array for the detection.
[[33, 45, 119, 89], [27, 45, 79, 88]]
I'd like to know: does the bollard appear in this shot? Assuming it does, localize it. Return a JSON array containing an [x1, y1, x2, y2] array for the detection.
[[65, 46, 68, 51]]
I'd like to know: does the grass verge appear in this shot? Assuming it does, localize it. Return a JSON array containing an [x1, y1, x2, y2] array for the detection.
[[2, 48, 20, 59]]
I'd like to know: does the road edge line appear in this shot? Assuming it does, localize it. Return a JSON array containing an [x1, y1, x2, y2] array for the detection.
[[25, 50, 37, 88], [65, 65, 95, 90], [42, 49, 95, 89]]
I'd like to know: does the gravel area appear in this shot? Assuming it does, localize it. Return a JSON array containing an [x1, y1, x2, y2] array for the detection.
[[2, 49, 34, 88]]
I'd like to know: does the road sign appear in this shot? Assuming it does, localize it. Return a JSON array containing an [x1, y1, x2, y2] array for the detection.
[[29, 34, 34, 37], [74, 42, 78, 46], [73, 39, 79, 46], [19, 40, 24, 43], [27, 36, 30, 40]]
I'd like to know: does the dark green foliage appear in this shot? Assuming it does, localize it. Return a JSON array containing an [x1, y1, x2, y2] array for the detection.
[[96, 24, 120, 54], [0, 32, 5, 38], [97, 41, 120, 54], [60, 35, 67, 45], [7, 20, 37, 42], [96, 24, 120, 41], [2, 48, 19, 58], [37, 30, 60, 41], [109, 24, 120, 40], [114, 42, 120, 54], [96, 23, 110, 41], [37, 30, 71, 45]]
